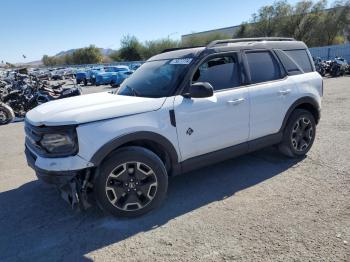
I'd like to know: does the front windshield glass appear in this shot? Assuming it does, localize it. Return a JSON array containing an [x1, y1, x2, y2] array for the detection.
[[117, 59, 189, 98]]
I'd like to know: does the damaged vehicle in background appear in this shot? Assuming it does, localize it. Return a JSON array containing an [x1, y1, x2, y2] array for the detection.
[[95, 65, 133, 86]]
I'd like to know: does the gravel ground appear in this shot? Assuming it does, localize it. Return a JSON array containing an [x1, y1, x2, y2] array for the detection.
[[0, 77, 349, 262]]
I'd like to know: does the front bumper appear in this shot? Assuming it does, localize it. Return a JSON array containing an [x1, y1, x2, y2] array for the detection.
[[25, 147, 78, 185], [25, 147, 92, 209]]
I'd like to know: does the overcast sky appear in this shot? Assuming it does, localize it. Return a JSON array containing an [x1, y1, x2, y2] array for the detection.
[[1, 0, 302, 63]]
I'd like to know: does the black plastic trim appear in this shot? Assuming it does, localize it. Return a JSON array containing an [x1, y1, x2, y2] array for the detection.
[[90, 131, 179, 168], [169, 110, 176, 127], [279, 97, 320, 132], [179, 133, 283, 174]]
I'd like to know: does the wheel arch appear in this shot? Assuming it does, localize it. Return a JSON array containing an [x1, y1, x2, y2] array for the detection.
[[90, 131, 180, 176], [280, 97, 320, 132]]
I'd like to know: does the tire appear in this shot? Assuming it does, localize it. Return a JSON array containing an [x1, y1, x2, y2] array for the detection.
[[94, 146, 168, 218], [278, 109, 316, 158], [0, 103, 15, 125], [83, 79, 88, 86]]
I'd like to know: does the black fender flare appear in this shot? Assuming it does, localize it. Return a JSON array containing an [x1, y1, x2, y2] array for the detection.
[[279, 96, 320, 132], [90, 131, 179, 168]]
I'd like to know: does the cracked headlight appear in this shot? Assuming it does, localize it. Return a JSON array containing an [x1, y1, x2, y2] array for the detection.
[[40, 133, 78, 156]]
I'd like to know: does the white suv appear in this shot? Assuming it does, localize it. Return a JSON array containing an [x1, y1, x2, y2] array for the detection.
[[25, 38, 323, 217]]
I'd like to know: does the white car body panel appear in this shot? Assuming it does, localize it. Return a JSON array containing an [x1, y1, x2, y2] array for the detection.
[[25, 92, 166, 126], [174, 88, 250, 161], [76, 97, 181, 163], [249, 72, 322, 140]]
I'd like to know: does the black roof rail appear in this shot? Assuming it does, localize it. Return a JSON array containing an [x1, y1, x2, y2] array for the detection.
[[161, 46, 205, 53], [207, 37, 296, 48]]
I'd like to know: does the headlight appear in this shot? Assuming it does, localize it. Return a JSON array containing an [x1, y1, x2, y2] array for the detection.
[[40, 133, 78, 155]]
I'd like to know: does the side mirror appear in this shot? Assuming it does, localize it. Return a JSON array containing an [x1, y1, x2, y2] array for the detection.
[[188, 82, 214, 98]]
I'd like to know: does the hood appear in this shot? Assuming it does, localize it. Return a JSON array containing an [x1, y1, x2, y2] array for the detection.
[[26, 92, 166, 126]]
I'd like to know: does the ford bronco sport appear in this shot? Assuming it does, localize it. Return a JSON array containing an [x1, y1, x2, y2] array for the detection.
[[25, 37, 322, 217]]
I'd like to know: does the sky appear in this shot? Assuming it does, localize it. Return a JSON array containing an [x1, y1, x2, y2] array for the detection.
[[0, 0, 301, 63]]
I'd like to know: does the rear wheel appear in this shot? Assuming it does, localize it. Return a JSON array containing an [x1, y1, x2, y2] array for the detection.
[[278, 109, 316, 158], [0, 103, 15, 125], [83, 79, 88, 86], [94, 146, 168, 218]]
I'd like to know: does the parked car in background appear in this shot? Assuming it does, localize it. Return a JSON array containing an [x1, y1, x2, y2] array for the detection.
[[51, 69, 67, 80], [76, 67, 103, 85], [129, 63, 142, 71], [95, 65, 133, 86]]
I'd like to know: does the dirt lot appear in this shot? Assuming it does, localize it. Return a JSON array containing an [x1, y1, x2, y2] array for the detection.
[[0, 77, 349, 262]]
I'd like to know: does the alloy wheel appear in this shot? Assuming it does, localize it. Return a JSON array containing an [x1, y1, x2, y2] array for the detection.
[[291, 117, 314, 152], [105, 162, 158, 211]]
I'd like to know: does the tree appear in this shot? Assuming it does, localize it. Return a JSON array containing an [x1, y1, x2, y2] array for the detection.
[[182, 32, 230, 47], [141, 38, 180, 59], [322, 1, 350, 45], [234, 0, 349, 47], [117, 35, 143, 61], [71, 45, 103, 64]]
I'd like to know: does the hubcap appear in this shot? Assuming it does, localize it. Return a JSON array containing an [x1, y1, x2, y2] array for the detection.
[[105, 162, 158, 211], [291, 117, 313, 152]]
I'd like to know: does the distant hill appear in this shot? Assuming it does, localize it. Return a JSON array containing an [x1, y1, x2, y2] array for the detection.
[[55, 48, 116, 57], [19, 47, 117, 66]]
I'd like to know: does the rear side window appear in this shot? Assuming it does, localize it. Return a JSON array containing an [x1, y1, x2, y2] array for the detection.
[[192, 54, 240, 91], [275, 49, 303, 75], [245, 51, 282, 84], [283, 49, 313, 73]]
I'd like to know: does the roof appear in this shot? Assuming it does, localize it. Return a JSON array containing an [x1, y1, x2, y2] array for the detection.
[[148, 38, 308, 62]]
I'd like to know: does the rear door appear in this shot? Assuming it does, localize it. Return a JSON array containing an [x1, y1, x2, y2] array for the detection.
[[243, 50, 297, 140]]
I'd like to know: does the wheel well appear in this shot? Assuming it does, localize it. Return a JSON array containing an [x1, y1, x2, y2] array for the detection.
[[112, 140, 173, 175], [294, 103, 320, 124]]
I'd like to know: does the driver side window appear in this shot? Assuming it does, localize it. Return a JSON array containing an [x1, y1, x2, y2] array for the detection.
[[192, 54, 240, 91]]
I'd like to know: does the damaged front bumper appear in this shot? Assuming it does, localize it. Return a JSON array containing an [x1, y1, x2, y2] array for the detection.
[[25, 147, 93, 210]]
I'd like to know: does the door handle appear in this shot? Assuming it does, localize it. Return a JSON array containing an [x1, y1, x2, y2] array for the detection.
[[279, 89, 291, 95], [227, 98, 245, 105]]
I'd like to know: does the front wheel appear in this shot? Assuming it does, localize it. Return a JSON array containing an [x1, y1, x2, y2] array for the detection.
[[94, 146, 168, 218], [278, 109, 316, 158], [0, 103, 15, 125]]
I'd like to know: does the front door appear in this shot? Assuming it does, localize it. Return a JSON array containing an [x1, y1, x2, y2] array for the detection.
[[174, 53, 250, 161]]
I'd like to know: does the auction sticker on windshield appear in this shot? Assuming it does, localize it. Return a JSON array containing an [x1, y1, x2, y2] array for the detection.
[[170, 58, 193, 65]]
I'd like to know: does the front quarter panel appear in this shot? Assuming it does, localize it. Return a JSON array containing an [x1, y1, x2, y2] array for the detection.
[[76, 97, 181, 163]]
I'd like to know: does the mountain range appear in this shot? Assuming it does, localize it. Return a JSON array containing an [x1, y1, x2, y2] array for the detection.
[[18, 47, 117, 66]]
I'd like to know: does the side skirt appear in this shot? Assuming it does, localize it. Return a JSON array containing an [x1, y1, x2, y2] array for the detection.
[[175, 132, 282, 175]]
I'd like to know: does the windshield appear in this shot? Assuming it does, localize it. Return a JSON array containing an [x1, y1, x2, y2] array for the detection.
[[117, 59, 189, 98]]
